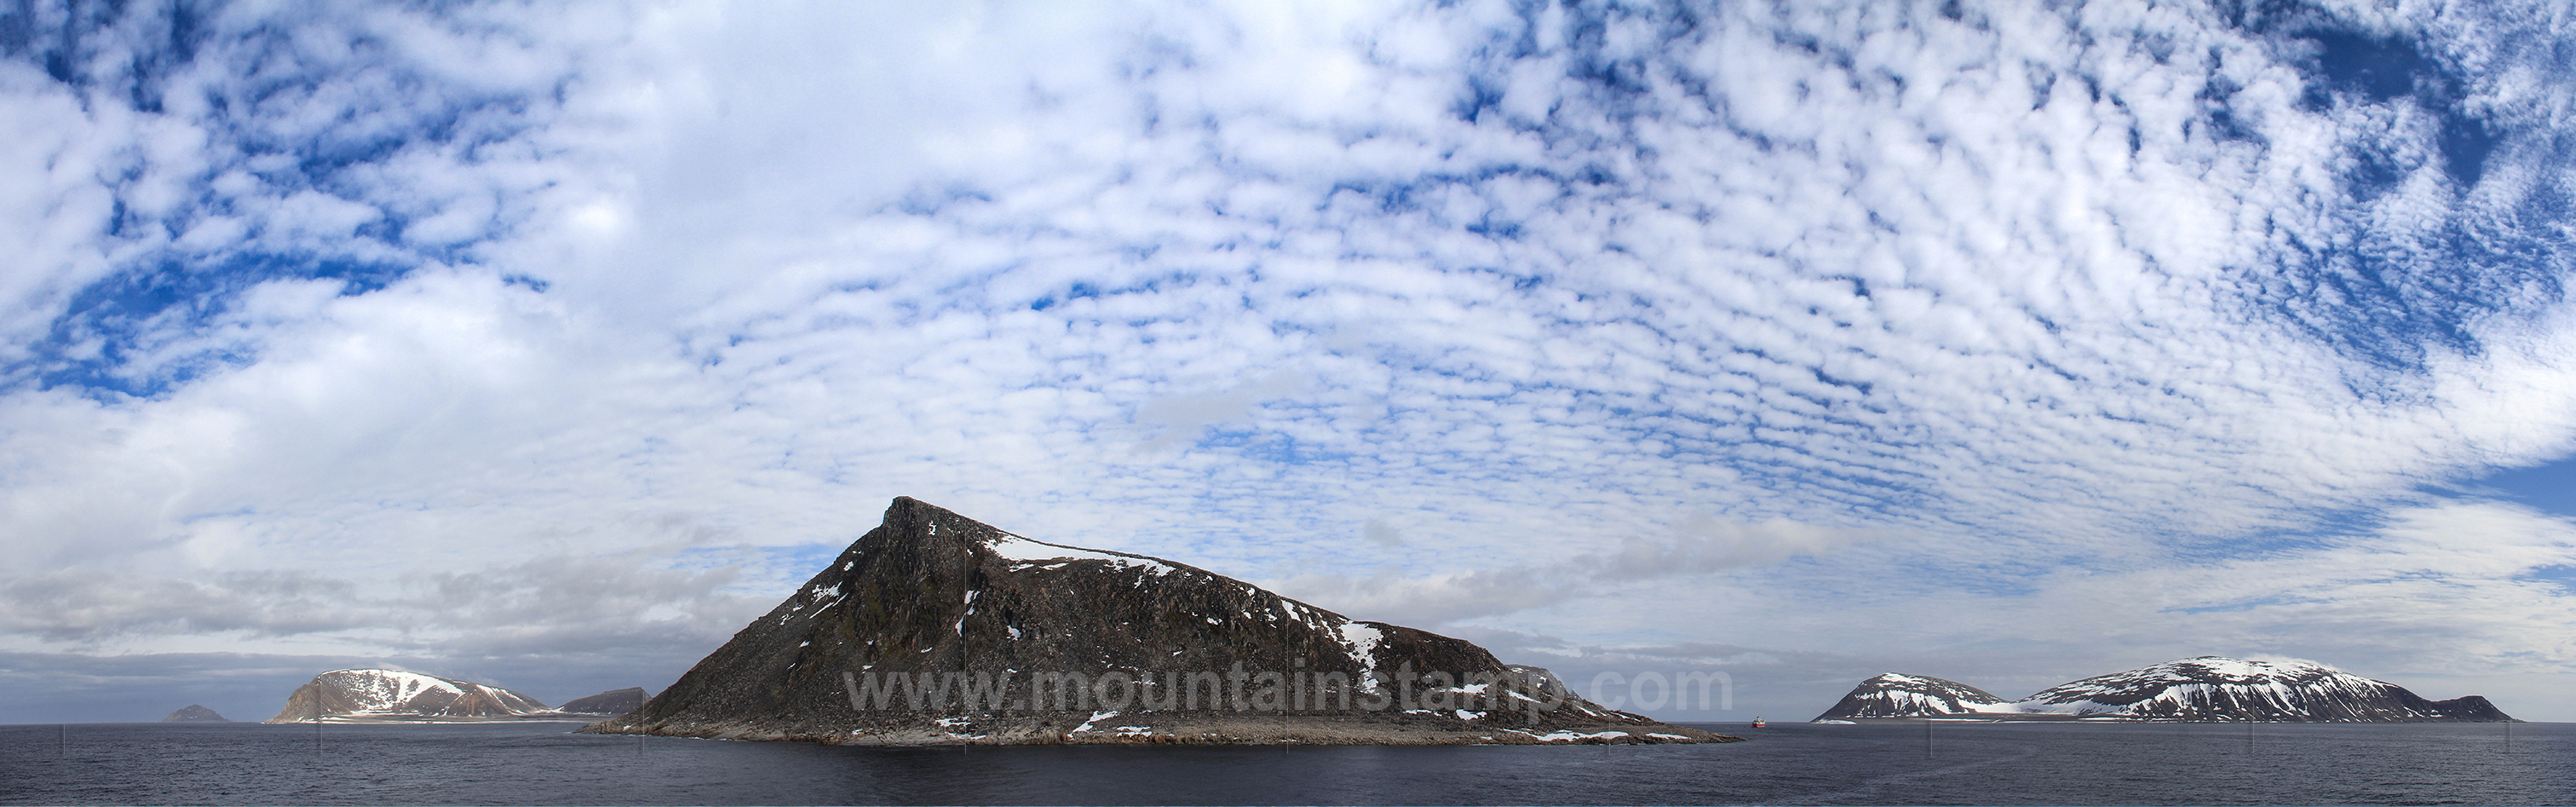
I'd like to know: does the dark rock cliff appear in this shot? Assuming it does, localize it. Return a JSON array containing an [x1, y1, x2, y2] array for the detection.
[[582, 498, 1734, 745]]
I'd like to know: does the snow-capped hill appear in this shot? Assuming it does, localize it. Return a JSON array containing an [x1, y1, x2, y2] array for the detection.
[[2018, 657, 2508, 722], [1813, 673, 2014, 719], [1813, 657, 2516, 723], [264, 669, 551, 723]]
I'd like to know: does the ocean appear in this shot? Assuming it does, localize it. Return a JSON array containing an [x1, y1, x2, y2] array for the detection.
[[1, 720, 2566, 805]]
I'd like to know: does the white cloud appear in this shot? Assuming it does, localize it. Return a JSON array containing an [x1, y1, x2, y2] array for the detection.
[[0, 62, 126, 366], [3, 0, 2575, 721]]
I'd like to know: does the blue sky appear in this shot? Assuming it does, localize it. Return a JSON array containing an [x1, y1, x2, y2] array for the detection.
[[3, 0, 2574, 723]]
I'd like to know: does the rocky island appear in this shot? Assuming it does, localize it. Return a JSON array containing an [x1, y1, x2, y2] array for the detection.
[[581, 497, 1734, 745], [161, 704, 228, 722], [1814, 657, 2516, 722], [264, 668, 563, 723]]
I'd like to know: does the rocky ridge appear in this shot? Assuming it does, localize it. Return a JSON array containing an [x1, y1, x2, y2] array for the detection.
[[581, 498, 1735, 745]]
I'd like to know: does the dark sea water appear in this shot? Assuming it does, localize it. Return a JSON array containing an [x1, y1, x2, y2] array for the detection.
[[1, 720, 2567, 805]]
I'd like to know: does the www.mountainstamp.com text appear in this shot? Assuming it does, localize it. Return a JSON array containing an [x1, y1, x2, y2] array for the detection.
[[839, 664, 1730, 713]]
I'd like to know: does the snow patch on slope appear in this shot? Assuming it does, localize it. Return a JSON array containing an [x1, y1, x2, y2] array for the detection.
[[325, 669, 467, 713], [985, 533, 1179, 576], [1338, 622, 1384, 689]]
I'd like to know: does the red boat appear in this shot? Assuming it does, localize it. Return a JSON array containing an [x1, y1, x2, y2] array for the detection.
[[1751, 717, 1767, 728]]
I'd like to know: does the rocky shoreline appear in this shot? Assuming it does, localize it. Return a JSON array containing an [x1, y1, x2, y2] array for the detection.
[[286, 714, 599, 724], [580, 712, 1735, 745]]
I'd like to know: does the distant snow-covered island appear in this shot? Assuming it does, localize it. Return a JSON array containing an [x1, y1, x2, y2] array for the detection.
[[262, 668, 640, 723], [1812, 657, 2516, 723]]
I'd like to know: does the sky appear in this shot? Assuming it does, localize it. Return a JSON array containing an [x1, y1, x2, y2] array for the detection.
[[3, 0, 2574, 724]]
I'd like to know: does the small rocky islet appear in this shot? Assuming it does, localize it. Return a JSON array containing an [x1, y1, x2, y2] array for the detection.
[[160, 704, 228, 722]]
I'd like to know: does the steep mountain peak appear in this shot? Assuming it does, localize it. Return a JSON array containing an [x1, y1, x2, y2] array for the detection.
[[583, 498, 1733, 745]]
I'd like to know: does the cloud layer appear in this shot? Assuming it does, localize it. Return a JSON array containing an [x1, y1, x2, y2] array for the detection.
[[4, 0, 2575, 720]]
